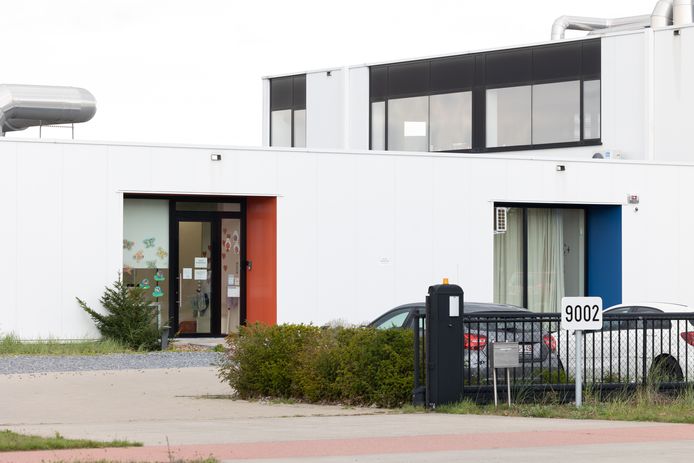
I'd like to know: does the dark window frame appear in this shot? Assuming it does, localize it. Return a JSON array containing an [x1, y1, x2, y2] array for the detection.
[[369, 39, 602, 154], [270, 74, 306, 148]]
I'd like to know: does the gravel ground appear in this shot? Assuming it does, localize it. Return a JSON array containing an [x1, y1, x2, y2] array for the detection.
[[0, 352, 223, 375]]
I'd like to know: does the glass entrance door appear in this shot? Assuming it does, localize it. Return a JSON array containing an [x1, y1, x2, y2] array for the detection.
[[173, 208, 244, 336], [220, 218, 242, 334], [177, 221, 213, 334]]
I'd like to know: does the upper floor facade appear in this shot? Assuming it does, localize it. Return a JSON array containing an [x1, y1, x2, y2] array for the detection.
[[262, 23, 694, 163]]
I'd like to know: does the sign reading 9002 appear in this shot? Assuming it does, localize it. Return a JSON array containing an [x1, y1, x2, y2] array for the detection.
[[560, 297, 603, 331]]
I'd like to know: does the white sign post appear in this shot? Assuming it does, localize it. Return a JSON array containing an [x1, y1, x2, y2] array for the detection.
[[561, 297, 603, 408]]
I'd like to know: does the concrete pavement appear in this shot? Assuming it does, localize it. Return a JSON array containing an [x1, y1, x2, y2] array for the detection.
[[1, 367, 694, 462]]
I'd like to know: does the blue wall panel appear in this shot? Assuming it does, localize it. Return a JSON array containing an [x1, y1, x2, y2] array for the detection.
[[586, 206, 622, 309]]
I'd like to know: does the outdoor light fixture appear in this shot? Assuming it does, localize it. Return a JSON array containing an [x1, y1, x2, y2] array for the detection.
[[556, 165, 566, 172], [210, 153, 222, 161]]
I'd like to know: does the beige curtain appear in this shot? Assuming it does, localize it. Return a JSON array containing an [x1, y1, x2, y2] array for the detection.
[[527, 209, 565, 312], [493, 207, 524, 307]]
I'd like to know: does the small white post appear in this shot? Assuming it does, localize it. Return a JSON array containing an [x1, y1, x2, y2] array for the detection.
[[575, 330, 583, 408], [506, 368, 511, 407], [493, 368, 498, 407]]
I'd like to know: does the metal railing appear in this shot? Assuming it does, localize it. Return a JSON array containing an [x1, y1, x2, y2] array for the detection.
[[414, 311, 694, 403]]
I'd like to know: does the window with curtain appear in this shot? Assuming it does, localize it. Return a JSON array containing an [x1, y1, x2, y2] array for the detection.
[[493, 206, 585, 312]]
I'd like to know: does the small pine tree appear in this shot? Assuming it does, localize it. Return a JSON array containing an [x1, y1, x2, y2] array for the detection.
[[77, 276, 160, 351]]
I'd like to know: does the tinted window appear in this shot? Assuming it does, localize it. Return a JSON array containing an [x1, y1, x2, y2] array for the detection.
[[430, 92, 472, 151], [486, 86, 531, 148], [485, 49, 532, 87], [583, 80, 601, 139], [270, 77, 293, 110], [371, 101, 386, 150], [430, 55, 474, 92], [532, 81, 580, 144], [271, 110, 292, 147], [602, 307, 631, 331], [293, 109, 306, 148], [632, 307, 671, 330], [388, 61, 429, 98], [533, 43, 581, 82], [269, 74, 306, 147], [373, 310, 410, 330], [388, 96, 428, 151]]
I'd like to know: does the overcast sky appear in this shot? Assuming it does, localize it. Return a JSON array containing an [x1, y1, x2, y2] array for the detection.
[[3, 0, 657, 146]]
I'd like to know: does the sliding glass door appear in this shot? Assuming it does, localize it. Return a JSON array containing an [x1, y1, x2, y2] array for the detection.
[[494, 206, 585, 312]]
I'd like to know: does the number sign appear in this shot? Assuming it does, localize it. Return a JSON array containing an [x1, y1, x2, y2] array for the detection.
[[561, 297, 603, 331]]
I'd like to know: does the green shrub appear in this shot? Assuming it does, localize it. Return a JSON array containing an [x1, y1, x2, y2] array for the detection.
[[219, 324, 414, 407], [77, 277, 160, 351]]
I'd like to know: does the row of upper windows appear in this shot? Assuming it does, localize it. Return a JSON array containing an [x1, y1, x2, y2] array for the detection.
[[269, 39, 601, 152], [372, 80, 600, 152], [370, 39, 601, 152]]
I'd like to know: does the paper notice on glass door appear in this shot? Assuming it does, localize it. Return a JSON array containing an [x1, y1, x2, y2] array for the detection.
[[194, 257, 208, 268], [182, 268, 193, 280], [194, 269, 208, 280], [227, 286, 240, 297]]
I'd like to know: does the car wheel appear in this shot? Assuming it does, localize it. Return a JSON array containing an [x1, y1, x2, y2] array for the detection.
[[649, 355, 683, 383]]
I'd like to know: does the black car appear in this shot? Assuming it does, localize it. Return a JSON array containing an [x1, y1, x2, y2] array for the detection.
[[369, 302, 563, 385]]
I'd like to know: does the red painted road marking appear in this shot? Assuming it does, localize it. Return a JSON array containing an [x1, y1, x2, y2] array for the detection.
[[2, 424, 694, 462]]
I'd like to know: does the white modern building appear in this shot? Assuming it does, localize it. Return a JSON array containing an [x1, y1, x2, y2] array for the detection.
[[2, 2, 694, 339]]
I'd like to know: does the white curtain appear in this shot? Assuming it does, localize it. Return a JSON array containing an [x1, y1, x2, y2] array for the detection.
[[527, 209, 565, 312], [493, 208, 524, 307]]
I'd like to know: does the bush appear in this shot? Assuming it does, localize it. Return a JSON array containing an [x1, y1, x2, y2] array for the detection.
[[219, 324, 414, 407], [77, 277, 160, 351]]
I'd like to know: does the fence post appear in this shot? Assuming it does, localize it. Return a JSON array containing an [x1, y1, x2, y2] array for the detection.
[[412, 314, 426, 406], [642, 317, 648, 386]]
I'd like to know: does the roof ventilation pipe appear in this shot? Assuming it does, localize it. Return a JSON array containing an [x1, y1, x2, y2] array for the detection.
[[0, 84, 96, 136], [673, 0, 694, 25], [551, 15, 651, 40], [651, 0, 674, 27]]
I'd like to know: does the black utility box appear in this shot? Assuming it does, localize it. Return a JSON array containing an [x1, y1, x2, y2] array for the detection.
[[425, 282, 464, 408]]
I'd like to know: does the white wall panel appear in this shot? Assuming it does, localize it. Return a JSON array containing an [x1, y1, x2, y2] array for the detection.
[[315, 154, 358, 323], [600, 34, 646, 160], [61, 144, 109, 338], [306, 70, 344, 150], [393, 157, 434, 308], [0, 143, 18, 335], [653, 27, 694, 161], [347, 67, 370, 151], [276, 152, 318, 324], [354, 155, 397, 322], [15, 143, 63, 338]]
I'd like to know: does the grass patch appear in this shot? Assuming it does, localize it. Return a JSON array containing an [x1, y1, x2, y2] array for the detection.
[[0, 335, 133, 356], [0, 430, 140, 451], [435, 386, 694, 424]]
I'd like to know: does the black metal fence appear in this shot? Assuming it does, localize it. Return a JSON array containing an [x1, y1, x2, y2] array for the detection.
[[413, 311, 694, 402]]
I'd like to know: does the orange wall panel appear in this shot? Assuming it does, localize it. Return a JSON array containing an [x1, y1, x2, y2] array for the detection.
[[246, 197, 277, 325]]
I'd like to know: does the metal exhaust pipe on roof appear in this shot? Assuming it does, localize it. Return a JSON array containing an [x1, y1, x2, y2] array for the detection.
[[0, 84, 96, 136], [552, 0, 694, 40], [673, 0, 694, 25], [551, 15, 651, 40]]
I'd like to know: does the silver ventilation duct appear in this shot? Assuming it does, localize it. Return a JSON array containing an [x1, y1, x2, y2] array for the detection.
[[0, 84, 96, 136], [552, 0, 694, 40], [551, 15, 651, 40]]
